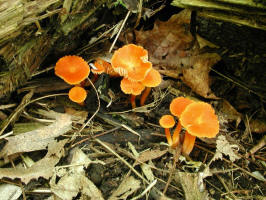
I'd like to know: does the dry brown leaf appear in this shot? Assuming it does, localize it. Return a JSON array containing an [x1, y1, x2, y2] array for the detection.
[[182, 53, 221, 98], [215, 135, 240, 162], [137, 149, 168, 164], [108, 176, 141, 200], [0, 139, 68, 184], [133, 9, 221, 98], [135, 10, 193, 68], [249, 119, 266, 133], [0, 113, 72, 158], [0, 184, 22, 200], [50, 148, 104, 200], [36, 108, 88, 124], [174, 172, 209, 200], [217, 99, 242, 127]]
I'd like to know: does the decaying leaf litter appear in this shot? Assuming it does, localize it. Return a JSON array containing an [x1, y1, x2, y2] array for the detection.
[[0, 1, 265, 200]]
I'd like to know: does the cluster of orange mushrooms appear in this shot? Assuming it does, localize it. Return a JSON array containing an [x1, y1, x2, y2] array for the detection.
[[159, 97, 219, 155], [111, 44, 161, 108], [55, 44, 161, 108], [55, 55, 90, 105], [55, 44, 219, 156]]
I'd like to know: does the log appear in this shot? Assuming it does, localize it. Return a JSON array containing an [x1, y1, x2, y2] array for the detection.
[[0, 0, 108, 98], [171, 0, 266, 30]]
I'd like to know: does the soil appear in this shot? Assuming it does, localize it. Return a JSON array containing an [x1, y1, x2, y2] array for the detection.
[[0, 2, 265, 200]]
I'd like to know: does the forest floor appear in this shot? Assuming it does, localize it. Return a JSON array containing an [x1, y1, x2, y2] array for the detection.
[[0, 2, 265, 200]]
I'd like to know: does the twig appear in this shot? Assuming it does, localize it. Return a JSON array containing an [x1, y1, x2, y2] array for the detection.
[[0, 93, 67, 135], [109, 10, 131, 53], [211, 68, 265, 101], [247, 135, 266, 156], [216, 174, 238, 200], [131, 179, 157, 200], [77, 78, 100, 135], [31, 65, 54, 77], [71, 126, 121, 148], [195, 144, 265, 181], [0, 104, 17, 110], [95, 138, 148, 183], [0, 131, 13, 140], [163, 145, 182, 194], [95, 138, 170, 199], [133, 0, 143, 29]]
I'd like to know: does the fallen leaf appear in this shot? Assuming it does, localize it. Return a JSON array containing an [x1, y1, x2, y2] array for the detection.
[[174, 172, 209, 200], [135, 9, 194, 68], [137, 149, 168, 164], [217, 99, 242, 127], [181, 53, 221, 98], [128, 143, 156, 182], [34, 108, 88, 124], [0, 113, 72, 158], [50, 148, 104, 200], [133, 9, 221, 98], [108, 176, 141, 200], [0, 139, 68, 184], [215, 135, 240, 162], [141, 161, 155, 182], [251, 171, 266, 182], [0, 184, 22, 200], [249, 119, 266, 133]]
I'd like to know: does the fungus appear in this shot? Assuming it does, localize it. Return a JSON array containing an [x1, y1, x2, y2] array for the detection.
[[55, 55, 90, 85], [68, 86, 87, 104], [120, 78, 145, 108], [159, 115, 175, 146], [92, 58, 119, 77], [169, 97, 194, 147], [180, 102, 219, 155], [111, 44, 152, 82], [140, 68, 162, 106]]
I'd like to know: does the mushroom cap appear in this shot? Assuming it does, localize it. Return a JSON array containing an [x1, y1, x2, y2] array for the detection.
[[180, 102, 219, 138], [120, 77, 145, 96], [170, 97, 194, 118], [141, 68, 162, 87], [91, 58, 106, 74], [68, 86, 87, 103], [111, 44, 152, 81], [55, 55, 90, 85], [92, 58, 119, 77], [159, 115, 175, 128]]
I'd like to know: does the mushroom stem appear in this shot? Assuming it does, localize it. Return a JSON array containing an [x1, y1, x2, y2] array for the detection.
[[182, 131, 196, 155], [164, 128, 173, 146], [140, 87, 151, 106], [172, 121, 181, 148], [91, 74, 99, 83], [130, 95, 136, 109]]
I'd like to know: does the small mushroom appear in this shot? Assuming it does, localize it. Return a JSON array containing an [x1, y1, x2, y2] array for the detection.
[[169, 97, 194, 147], [111, 44, 152, 82], [55, 55, 90, 85], [92, 58, 119, 77], [180, 102, 219, 155], [159, 115, 175, 146], [140, 68, 162, 106], [120, 77, 145, 108], [68, 86, 87, 104]]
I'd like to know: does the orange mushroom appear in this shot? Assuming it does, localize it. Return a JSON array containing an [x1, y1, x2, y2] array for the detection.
[[180, 102, 219, 155], [111, 44, 152, 82], [120, 77, 145, 108], [91, 58, 120, 77], [169, 97, 194, 147], [140, 68, 162, 106], [159, 115, 175, 146], [68, 86, 87, 104], [55, 55, 90, 85]]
